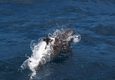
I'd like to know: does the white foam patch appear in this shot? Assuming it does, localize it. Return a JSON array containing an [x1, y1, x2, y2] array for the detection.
[[73, 34, 81, 43], [21, 29, 81, 79]]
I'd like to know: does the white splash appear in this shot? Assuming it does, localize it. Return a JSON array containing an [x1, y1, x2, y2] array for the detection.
[[21, 29, 81, 79], [21, 40, 53, 79]]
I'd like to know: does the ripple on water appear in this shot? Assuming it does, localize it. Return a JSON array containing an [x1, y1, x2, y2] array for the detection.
[[89, 24, 115, 36]]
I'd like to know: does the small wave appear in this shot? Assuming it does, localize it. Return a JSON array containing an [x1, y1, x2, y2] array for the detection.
[[21, 28, 81, 79]]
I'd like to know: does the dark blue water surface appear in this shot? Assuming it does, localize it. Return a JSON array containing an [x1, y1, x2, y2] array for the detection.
[[0, 0, 115, 80]]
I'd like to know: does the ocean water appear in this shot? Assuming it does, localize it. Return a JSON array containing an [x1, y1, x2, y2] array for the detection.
[[0, 0, 115, 80]]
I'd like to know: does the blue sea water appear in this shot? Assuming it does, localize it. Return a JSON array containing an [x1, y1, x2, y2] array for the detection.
[[0, 0, 115, 80]]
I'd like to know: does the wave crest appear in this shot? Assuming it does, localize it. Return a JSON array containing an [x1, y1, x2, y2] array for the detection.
[[21, 28, 81, 79]]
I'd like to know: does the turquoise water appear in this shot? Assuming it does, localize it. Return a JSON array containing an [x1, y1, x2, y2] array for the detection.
[[0, 0, 115, 80]]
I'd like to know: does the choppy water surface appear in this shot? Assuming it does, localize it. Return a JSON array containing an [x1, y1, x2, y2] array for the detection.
[[0, 0, 115, 80]]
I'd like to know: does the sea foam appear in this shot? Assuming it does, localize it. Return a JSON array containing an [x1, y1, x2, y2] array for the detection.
[[21, 29, 81, 79]]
